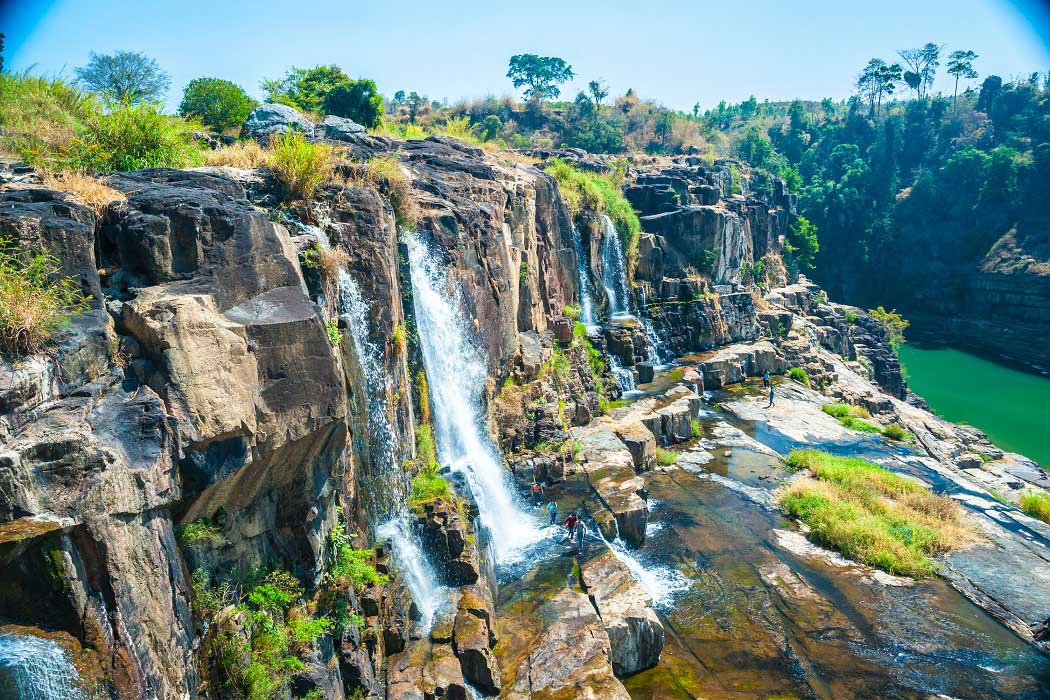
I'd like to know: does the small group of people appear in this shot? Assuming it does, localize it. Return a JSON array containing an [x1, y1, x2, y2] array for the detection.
[[560, 509, 588, 555], [531, 481, 588, 556]]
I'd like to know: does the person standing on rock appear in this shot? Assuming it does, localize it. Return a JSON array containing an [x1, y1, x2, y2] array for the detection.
[[531, 481, 544, 505], [767, 382, 776, 408], [562, 511, 579, 541], [763, 370, 770, 388], [573, 515, 588, 556], [546, 500, 558, 525]]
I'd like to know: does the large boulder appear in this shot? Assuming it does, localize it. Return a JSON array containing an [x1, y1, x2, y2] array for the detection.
[[242, 103, 315, 140], [320, 114, 367, 140], [581, 551, 664, 676], [615, 421, 656, 472], [452, 586, 500, 694], [504, 590, 631, 700]]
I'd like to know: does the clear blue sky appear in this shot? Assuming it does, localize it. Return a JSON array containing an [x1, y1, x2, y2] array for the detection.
[[3, 0, 1049, 112]]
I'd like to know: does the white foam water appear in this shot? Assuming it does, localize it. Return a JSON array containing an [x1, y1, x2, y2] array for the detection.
[[600, 214, 631, 316], [377, 518, 448, 631], [405, 233, 542, 563], [0, 633, 86, 700], [601, 534, 691, 610]]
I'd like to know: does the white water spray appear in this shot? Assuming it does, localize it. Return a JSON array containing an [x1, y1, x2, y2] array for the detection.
[[600, 214, 632, 318], [570, 223, 598, 327], [0, 634, 86, 700], [336, 268, 447, 630], [405, 233, 541, 563], [602, 535, 690, 610], [377, 519, 448, 630], [337, 271, 402, 513]]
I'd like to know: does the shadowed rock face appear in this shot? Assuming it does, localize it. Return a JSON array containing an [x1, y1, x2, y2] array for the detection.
[[0, 169, 349, 699]]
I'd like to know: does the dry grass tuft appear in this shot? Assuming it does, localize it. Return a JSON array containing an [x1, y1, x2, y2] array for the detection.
[[202, 140, 270, 168], [269, 131, 335, 202], [337, 155, 418, 229], [39, 170, 126, 219]]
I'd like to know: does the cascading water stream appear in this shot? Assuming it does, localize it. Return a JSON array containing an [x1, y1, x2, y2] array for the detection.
[[570, 223, 598, 327], [337, 270, 402, 515], [377, 519, 447, 629], [0, 633, 86, 700], [405, 232, 542, 563], [599, 215, 631, 318], [597, 533, 689, 610], [336, 267, 446, 629]]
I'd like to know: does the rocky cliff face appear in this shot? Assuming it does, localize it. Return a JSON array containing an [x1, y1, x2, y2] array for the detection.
[[5, 105, 1043, 700], [0, 120, 611, 699]]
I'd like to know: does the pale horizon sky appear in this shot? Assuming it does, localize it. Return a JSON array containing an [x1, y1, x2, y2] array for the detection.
[[3, 0, 1050, 113]]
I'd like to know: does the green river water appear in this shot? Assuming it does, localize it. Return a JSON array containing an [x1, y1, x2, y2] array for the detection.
[[897, 343, 1050, 467]]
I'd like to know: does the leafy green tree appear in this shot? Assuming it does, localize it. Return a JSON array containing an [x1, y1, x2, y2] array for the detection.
[[786, 216, 819, 273], [856, 59, 901, 117], [75, 50, 170, 105], [692, 102, 701, 118], [897, 43, 941, 100], [262, 65, 350, 113], [740, 95, 758, 119], [506, 54, 574, 103], [178, 77, 257, 131], [406, 91, 424, 123], [588, 80, 609, 110], [323, 79, 383, 128], [946, 50, 978, 112], [393, 90, 405, 103], [479, 115, 502, 141]]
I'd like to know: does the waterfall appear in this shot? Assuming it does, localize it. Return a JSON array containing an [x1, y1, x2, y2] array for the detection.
[[600, 214, 631, 318], [641, 316, 666, 366], [0, 633, 86, 700], [570, 223, 598, 327], [337, 270, 402, 516], [405, 233, 541, 563], [608, 354, 635, 393], [377, 519, 447, 630]]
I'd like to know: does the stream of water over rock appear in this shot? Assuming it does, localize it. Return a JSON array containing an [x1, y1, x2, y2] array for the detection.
[[405, 233, 543, 563], [338, 267, 446, 629], [0, 633, 86, 700]]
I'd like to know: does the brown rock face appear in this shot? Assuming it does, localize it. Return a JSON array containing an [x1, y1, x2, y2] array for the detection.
[[616, 421, 656, 472], [504, 589, 631, 700], [581, 551, 665, 676]]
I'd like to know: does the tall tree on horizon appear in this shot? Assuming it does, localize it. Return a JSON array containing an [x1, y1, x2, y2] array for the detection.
[[946, 50, 979, 113], [898, 43, 941, 100], [588, 79, 609, 110], [75, 50, 170, 105], [857, 59, 902, 116], [507, 54, 574, 106]]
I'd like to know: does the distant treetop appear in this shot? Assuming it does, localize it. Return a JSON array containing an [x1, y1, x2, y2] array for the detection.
[[75, 50, 170, 105]]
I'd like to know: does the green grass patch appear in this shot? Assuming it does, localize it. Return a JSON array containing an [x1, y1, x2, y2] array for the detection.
[[656, 447, 680, 466], [177, 519, 226, 548], [408, 464, 452, 510], [544, 158, 641, 269], [562, 303, 581, 321], [786, 367, 810, 386], [823, 403, 911, 441], [822, 402, 871, 419], [1020, 490, 1050, 524], [691, 419, 702, 438], [779, 449, 966, 577]]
